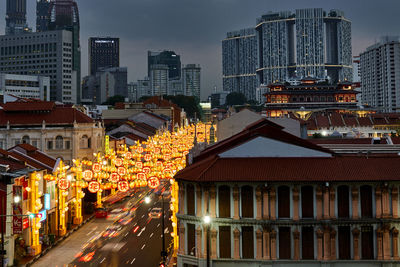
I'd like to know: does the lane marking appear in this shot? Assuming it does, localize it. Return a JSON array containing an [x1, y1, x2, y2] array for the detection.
[[141, 214, 145, 218], [131, 258, 136, 264], [157, 223, 160, 228], [100, 257, 106, 264], [150, 232, 154, 238], [125, 232, 129, 237], [141, 244, 146, 250]]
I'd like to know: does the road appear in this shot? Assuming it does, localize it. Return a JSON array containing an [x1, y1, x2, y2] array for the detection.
[[33, 188, 172, 267]]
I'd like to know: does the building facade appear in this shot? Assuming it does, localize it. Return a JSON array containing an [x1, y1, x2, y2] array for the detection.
[[0, 73, 50, 102], [0, 100, 104, 165], [175, 119, 400, 267], [150, 64, 169, 96], [0, 30, 76, 103], [36, 0, 50, 32], [264, 78, 358, 117], [48, 0, 81, 103], [148, 50, 181, 80], [360, 36, 400, 112], [88, 37, 120, 76], [256, 8, 353, 85], [182, 64, 201, 99], [222, 28, 258, 101], [5, 0, 30, 35], [136, 77, 151, 99], [82, 67, 127, 104]]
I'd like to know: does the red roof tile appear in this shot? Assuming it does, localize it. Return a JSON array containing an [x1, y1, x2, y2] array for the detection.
[[315, 115, 330, 128], [8, 144, 57, 171], [2, 101, 55, 112], [308, 138, 377, 145], [343, 116, 359, 127], [329, 113, 345, 127], [175, 156, 400, 182], [357, 117, 373, 126], [0, 105, 93, 125]]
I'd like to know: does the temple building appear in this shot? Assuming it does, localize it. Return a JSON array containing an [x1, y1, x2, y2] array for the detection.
[[175, 119, 400, 267], [265, 78, 359, 117]]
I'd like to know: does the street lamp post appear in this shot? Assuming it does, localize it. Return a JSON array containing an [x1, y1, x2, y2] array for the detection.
[[203, 215, 211, 267], [160, 193, 167, 265]]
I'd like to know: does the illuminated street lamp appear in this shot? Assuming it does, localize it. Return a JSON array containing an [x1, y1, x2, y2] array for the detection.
[[203, 215, 211, 267], [144, 196, 151, 204]]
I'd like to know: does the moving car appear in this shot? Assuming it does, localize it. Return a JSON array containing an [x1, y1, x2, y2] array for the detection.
[[149, 207, 162, 218], [95, 207, 108, 218]]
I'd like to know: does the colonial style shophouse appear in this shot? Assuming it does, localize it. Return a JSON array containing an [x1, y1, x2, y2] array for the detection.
[[0, 99, 104, 165], [175, 119, 400, 267]]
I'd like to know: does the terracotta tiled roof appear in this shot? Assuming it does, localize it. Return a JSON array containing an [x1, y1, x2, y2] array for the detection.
[[2, 101, 55, 112], [175, 155, 400, 182], [7, 144, 56, 171], [0, 156, 27, 172], [329, 113, 345, 127], [0, 105, 93, 125], [343, 116, 358, 127], [315, 115, 330, 128], [356, 117, 373, 126]]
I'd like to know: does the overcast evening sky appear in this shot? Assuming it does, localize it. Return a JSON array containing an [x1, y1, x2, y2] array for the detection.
[[1, 0, 400, 100]]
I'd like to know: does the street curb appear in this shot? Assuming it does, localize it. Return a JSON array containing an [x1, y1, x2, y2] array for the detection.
[[23, 214, 95, 267]]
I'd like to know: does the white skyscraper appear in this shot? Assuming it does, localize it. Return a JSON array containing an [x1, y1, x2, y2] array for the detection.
[[150, 64, 169, 96], [360, 36, 400, 112]]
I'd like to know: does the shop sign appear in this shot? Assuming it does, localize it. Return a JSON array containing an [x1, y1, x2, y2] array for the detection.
[[13, 186, 22, 234], [44, 194, 51, 210], [83, 170, 93, 181], [37, 210, 47, 222], [22, 218, 29, 230]]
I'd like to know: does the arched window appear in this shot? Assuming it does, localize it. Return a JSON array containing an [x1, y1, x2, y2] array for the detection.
[[241, 186, 253, 218], [55, 136, 63, 150], [80, 135, 89, 149], [360, 185, 373, 218], [337, 185, 350, 218], [278, 186, 290, 218], [22, 135, 30, 144], [301, 186, 314, 218], [218, 186, 231, 218]]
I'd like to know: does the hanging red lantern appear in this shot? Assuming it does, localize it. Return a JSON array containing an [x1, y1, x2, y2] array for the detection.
[[118, 181, 129, 192], [137, 146, 144, 154], [137, 172, 146, 180], [147, 177, 160, 189], [144, 154, 152, 162], [88, 181, 100, 193], [92, 163, 101, 173], [143, 166, 151, 174], [58, 178, 70, 190], [135, 162, 143, 169], [114, 158, 123, 167], [109, 173, 120, 183], [117, 166, 127, 176], [125, 152, 132, 159], [82, 170, 93, 181]]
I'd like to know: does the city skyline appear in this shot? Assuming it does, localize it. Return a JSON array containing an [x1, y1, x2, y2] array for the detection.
[[1, 0, 399, 100]]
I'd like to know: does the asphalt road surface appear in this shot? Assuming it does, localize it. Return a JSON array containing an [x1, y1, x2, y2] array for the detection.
[[33, 187, 172, 267]]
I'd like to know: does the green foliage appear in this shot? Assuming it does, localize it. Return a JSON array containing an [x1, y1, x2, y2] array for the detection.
[[163, 95, 202, 119], [102, 95, 125, 106], [312, 133, 323, 138], [139, 95, 152, 102], [226, 92, 247, 106]]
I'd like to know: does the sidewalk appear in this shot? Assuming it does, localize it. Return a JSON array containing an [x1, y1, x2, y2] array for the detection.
[[20, 213, 94, 267]]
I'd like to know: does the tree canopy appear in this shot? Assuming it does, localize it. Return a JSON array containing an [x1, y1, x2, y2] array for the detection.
[[226, 92, 247, 106], [102, 95, 125, 106]]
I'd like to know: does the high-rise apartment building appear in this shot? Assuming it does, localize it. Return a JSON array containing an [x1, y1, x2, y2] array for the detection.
[[256, 8, 352, 85], [48, 0, 81, 103], [36, 0, 50, 32], [150, 64, 169, 96], [148, 50, 181, 80], [82, 67, 127, 105], [182, 64, 201, 99], [6, 0, 31, 35], [223, 8, 353, 101], [222, 28, 257, 101], [89, 37, 120, 75], [360, 36, 400, 112], [0, 30, 76, 103]]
